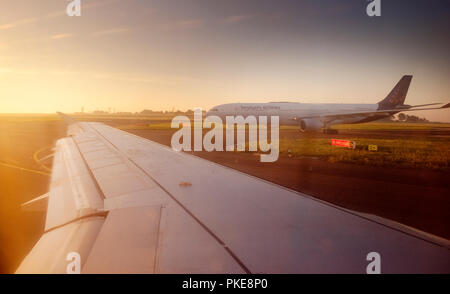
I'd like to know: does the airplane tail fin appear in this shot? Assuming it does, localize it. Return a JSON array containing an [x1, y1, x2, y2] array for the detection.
[[377, 75, 413, 110]]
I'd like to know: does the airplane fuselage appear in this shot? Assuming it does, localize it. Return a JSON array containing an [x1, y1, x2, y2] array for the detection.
[[207, 102, 383, 127]]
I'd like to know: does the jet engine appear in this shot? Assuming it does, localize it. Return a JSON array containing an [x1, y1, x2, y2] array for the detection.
[[299, 118, 324, 132]]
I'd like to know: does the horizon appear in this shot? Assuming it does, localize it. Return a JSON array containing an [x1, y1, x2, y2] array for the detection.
[[0, 109, 445, 124]]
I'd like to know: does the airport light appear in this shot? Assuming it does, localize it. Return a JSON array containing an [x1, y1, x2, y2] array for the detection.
[[331, 139, 356, 149]]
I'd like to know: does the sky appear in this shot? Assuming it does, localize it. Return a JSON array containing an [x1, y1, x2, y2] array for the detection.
[[0, 0, 449, 121]]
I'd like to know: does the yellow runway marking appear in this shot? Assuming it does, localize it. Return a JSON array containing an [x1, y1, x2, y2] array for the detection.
[[33, 145, 53, 172], [0, 161, 51, 176], [0, 145, 54, 176]]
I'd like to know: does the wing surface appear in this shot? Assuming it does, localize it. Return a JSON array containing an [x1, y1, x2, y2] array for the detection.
[[16, 121, 450, 273]]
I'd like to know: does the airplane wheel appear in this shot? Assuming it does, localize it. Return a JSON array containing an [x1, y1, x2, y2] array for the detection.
[[324, 129, 338, 134]]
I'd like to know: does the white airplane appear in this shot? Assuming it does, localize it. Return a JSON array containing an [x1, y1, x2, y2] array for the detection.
[[16, 113, 450, 273], [207, 75, 449, 133]]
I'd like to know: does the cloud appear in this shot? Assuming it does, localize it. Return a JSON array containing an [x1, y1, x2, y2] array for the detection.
[[92, 27, 129, 37], [168, 19, 205, 30], [0, 17, 38, 30], [50, 34, 73, 40], [220, 14, 256, 25], [82, 0, 118, 11], [0, 67, 40, 75], [0, 66, 196, 86], [90, 72, 195, 85]]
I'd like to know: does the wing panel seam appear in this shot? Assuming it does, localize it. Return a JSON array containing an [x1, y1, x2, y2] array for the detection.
[[88, 124, 253, 274]]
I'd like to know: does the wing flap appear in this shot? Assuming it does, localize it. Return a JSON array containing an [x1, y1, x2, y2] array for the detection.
[[83, 204, 245, 273], [83, 206, 163, 274], [16, 217, 105, 274], [45, 137, 104, 230]]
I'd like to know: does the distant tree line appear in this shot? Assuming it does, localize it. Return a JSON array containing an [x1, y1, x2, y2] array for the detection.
[[378, 113, 429, 123], [397, 113, 429, 122], [139, 109, 196, 115], [80, 109, 198, 115]]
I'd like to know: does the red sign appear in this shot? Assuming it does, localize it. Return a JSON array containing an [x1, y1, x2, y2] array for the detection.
[[331, 139, 356, 149]]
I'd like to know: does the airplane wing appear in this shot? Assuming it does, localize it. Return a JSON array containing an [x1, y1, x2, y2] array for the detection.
[[295, 103, 450, 123], [16, 119, 450, 273]]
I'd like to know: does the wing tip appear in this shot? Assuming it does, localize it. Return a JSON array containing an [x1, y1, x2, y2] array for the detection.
[[57, 112, 78, 125]]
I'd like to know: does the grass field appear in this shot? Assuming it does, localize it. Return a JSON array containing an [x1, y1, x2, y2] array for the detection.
[[279, 137, 450, 170], [333, 122, 450, 131], [116, 121, 450, 170]]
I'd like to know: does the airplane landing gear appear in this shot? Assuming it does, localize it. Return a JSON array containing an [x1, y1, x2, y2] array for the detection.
[[323, 129, 338, 134]]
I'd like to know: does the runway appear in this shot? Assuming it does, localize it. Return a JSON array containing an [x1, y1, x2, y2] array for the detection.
[[0, 116, 65, 273]]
